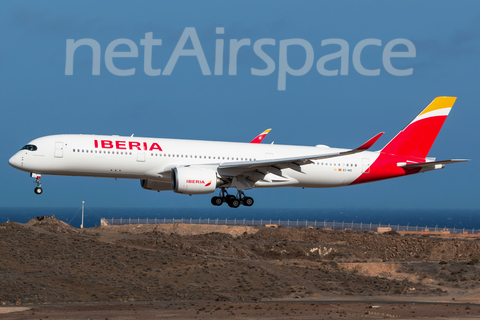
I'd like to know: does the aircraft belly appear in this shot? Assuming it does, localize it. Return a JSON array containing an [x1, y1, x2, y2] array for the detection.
[[295, 165, 361, 188]]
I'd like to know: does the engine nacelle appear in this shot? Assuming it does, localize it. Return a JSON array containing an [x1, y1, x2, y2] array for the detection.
[[140, 179, 171, 191], [171, 167, 218, 194]]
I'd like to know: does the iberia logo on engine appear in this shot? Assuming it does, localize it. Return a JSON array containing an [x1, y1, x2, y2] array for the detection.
[[186, 179, 212, 187]]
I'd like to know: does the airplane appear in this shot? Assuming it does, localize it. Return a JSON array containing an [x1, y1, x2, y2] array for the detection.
[[8, 97, 468, 208]]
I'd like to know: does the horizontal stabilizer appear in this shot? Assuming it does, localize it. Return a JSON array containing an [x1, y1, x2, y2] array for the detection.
[[397, 159, 470, 168]]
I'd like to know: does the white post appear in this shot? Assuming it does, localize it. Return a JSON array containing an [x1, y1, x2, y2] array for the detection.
[[81, 201, 84, 229]]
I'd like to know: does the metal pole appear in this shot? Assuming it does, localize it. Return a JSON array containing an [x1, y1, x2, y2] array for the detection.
[[81, 201, 84, 228]]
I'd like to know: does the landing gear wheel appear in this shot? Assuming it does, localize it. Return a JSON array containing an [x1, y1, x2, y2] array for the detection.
[[34, 187, 43, 195], [243, 197, 254, 207], [227, 198, 240, 208], [211, 196, 223, 206]]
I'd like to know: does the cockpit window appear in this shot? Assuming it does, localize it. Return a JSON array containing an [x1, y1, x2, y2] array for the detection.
[[21, 144, 37, 151]]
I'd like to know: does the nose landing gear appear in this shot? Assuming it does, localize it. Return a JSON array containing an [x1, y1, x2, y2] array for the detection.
[[211, 188, 254, 208], [31, 173, 43, 195]]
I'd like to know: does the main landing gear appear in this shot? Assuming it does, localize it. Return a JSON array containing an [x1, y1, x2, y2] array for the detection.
[[211, 188, 254, 208], [32, 173, 43, 195]]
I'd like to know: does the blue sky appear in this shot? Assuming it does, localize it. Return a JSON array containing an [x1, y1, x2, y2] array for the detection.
[[1, 1, 479, 211]]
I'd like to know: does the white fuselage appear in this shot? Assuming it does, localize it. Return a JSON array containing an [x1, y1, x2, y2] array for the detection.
[[8, 134, 378, 189]]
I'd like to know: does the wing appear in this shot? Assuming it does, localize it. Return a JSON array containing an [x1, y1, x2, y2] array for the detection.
[[218, 132, 384, 189]]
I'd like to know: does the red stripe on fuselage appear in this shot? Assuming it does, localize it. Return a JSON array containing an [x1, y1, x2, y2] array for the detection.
[[350, 153, 423, 185]]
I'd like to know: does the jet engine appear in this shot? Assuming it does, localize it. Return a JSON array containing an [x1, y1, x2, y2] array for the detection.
[[140, 179, 171, 191], [171, 167, 218, 194]]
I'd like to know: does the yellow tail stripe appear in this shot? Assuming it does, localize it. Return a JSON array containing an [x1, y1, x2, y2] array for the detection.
[[417, 96, 456, 117]]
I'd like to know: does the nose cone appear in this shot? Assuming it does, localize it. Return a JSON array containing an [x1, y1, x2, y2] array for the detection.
[[8, 153, 21, 169]]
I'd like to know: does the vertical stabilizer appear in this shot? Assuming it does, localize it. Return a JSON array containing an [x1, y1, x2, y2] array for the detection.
[[381, 97, 456, 159]]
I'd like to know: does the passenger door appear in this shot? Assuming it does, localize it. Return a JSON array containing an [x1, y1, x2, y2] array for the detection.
[[54, 142, 63, 158]]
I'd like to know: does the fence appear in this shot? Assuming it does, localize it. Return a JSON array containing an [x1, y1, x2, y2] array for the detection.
[[100, 217, 480, 235]]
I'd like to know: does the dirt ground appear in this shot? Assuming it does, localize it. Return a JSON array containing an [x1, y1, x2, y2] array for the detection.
[[1, 217, 480, 319], [1, 301, 480, 319]]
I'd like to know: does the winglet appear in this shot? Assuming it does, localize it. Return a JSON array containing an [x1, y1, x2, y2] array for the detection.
[[250, 129, 272, 144], [355, 132, 384, 151]]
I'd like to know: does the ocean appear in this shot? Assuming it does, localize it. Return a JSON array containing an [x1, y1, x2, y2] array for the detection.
[[0, 207, 478, 230]]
